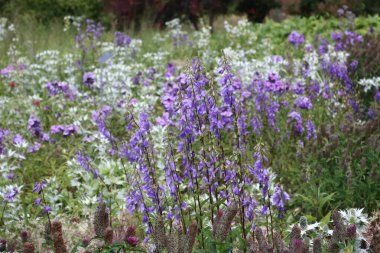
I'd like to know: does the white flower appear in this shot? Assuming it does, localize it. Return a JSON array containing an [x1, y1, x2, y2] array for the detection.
[[339, 208, 368, 229], [358, 77, 380, 92]]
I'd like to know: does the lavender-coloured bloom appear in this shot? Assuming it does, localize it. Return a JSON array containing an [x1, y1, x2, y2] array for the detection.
[[350, 60, 358, 71], [46, 81, 59, 96], [43, 205, 52, 213], [147, 67, 156, 80], [293, 82, 304, 94], [3, 187, 19, 202], [51, 125, 63, 134], [288, 111, 304, 135], [0, 128, 10, 141], [0, 129, 10, 154], [83, 135, 95, 143], [156, 112, 170, 126], [41, 133, 50, 142], [271, 185, 290, 208], [288, 31, 305, 49], [261, 205, 269, 215], [294, 122, 304, 135], [139, 112, 150, 133], [165, 63, 176, 78], [46, 80, 73, 98], [0, 64, 15, 76], [6, 173, 15, 180], [114, 31, 132, 47], [265, 72, 288, 94], [295, 96, 313, 110], [28, 142, 41, 153], [287, 111, 302, 123], [50, 124, 79, 137], [76, 152, 91, 172], [32, 180, 47, 194], [318, 38, 329, 54], [374, 90, 380, 102], [337, 8, 344, 16], [132, 72, 142, 85], [368, 108, 374, 120], [27, 115, 42, 137], [327, 62, 352, 89], [271, 184, 290, 218], [76, 151, 99, 179], [83, 72, 96, 88], [305, 43, 314, 52], [306, 119, 317, 140], [34, 198, 42, 205], [12, 134, 26, 146]]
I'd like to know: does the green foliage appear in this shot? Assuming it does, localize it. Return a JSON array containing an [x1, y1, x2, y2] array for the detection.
[[1, 0, 104, 22], [349, 32, 380, 80], [284, 106, 380, 216]]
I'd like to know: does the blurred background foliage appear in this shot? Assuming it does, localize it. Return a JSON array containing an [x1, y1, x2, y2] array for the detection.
[[0, 0, 379, 31]]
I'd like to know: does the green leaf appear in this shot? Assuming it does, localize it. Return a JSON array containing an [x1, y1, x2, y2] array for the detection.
[[318, 192, 335, 214], [320, 211, 332, 226]]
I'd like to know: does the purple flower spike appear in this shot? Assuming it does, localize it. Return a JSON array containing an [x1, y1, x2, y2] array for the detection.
[[288, 31, 305, 49]]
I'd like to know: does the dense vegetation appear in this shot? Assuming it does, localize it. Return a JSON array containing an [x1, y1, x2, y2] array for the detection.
[[0, 7, 380, 253]]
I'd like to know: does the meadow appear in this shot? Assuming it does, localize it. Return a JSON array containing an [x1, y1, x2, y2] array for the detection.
[[0, 9, 380, 253]]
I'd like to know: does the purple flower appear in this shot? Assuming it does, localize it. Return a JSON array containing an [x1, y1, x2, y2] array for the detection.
[[6, 173, 15, 180], [165, 63, 176, 78], [3, 187, 19, 202], [0, 64, 15, 76], [76, 152, 91, 172], [43, 205, 52, 213], [46, 81, 75, 100], [51, 125, 63, 134], [306, 119, 317, 140], [287, 111, 302, 123], [350, 60, 358, 71], [271, 184, 290, 218], [288, 112, 304, 135], [0, 128, 10, 141], [27, 115, 42, 138], [250, 116, 263, 136], [76, 151, 99, 179], [374, 90, 380, 102], [288, 31, 305, 49], [32, 180, 47, 194], [305, 43, 314, 52], [28, 142, 41, 153], [261, 205, 269, 215], [50, 124, 79, 137], [293, 82, 304, 95], [326, 62, 352, 89], [265, 72, 288, 94], [139, 112, 150, 133], [368, 108, 374, 120], [34, 198, 42, 205], [83, 72, 96, 88], [295, 96, 313, 110], [155, 112, 170, 126], [132, 72, 142, 85], [317, 37, 329, 54], [12, 134, 26, 146], [114, 31, 131, 47], [271, 185, 290, 207], [46, 81, 59, 96]]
